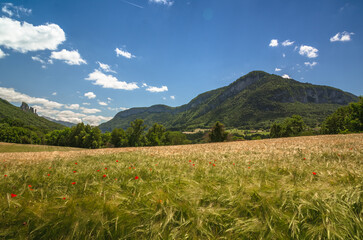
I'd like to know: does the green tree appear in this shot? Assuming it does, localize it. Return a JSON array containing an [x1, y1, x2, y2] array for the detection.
[[111, 128, 128, 147], [163, 131, 190, 145], [146, 123, 166, 146], [209, 121, 228, 142], [270, 115, 306, 138], [127, 119, 147, 147]]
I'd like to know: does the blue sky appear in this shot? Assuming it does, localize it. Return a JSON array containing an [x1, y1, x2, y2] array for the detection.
[[0, 0, 362, 125]]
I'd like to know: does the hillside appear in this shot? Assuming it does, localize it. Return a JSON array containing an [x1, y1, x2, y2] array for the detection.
[[0, 98, 65, 132], [99, 71, 358, 132]]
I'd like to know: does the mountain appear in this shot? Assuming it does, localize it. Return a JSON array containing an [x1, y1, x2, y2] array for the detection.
[[43, 116, 76, 128], [99, 71, 358, 132], [0, 98, 65, 132]]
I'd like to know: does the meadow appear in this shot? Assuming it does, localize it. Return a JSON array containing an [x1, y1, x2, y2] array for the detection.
[[0, 134, 362, 239]]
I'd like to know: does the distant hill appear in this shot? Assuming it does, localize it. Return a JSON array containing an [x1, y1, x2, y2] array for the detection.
[[43, 116, 76, 128], [0, 98, 65, 132], [99, 71, 358, 132]]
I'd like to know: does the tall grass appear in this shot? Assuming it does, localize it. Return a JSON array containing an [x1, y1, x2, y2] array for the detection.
[[0, 134, 362, 239]]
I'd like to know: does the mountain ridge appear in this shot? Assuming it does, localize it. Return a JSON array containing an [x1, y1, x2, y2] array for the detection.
[[100, 71, 358, 131]]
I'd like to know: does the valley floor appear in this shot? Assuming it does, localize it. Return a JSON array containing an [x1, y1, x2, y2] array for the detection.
[[0, 134, 362, 239]]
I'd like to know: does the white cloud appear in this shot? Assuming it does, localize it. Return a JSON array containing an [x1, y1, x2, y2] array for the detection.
[[304, 61, 318, 67], [275, 68, 282, 72], [84, 92, 96, 99], [170, 95, 175, 100], [82, 115, 112, 126], [80, 107, 101, 114], [162, 97, 166, 100], [282, 40, 294, 46], [0, 17, 65, 53], [107, 97, 112, 101], [330, 31, 354, 42], [146, 85, 168, 93], [142, 83, 148, 87], [97, 61, 116, 73], [115, 48, 135, 59], [65, 104, 80, 110], [85, 69, 139, 90], [269, 39, 278, 47], [299, 45, 318, 58], [1, 3, 32, 17], [107, 107, 128, 111], [98, 101, 108, 106], [82, 102, 90, 106], [50, 49, 87, 65], [31, 56, 45, 64], [52, 92, 57, 96], [0, 87, 63, 109], [282, 53, 286, 58], [0, 48, 8, 58], [149, 0, 174, 6], [282, 74, 291, 79]]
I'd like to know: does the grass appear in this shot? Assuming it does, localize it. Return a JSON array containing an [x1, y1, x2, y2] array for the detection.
[[0, 134, 362, 239], [0, 142, 80, 153]]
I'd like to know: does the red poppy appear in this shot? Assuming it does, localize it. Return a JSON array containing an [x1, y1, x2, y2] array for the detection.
[[312, 172, 317, 175], [73, 171, 77, 173], [103, 175, 107, 178], [233, 163, 235, 165], [4, 175, 7, 177], [248, 167, 250, 169], [49, 167, 52, 169], [209, 162, 211, 164], [71, 182, 76, 185], [63, 197, 66, 200], [11, 193, 17, 198], [47, 174, 50, 176], [189, 160, 191, 162], [105, 168, 107, 170], [97, 170, 100, 172], [28, 185, 32, 188], [193, 164, 195, 166], [303, 158, 306, 160], [213, 164, 216, 166], [135, 176, 139, 180], [75, 163, 78, 165], [116, 160, 119, 162]]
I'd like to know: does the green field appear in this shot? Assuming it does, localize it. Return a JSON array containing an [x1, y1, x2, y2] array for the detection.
[[0, 134, 362, 239], [0, 142, 80, 153]]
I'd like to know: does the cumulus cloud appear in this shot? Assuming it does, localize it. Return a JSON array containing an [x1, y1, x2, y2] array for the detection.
[[97, 61, 116, 73], [269, 39, 278, 47], [52, 92, 57, 96], [80, 107, 101, 114], [85, 69, 139, 90], [31, 56, 45, 64], [299, 45, 318, 58], [275, 68, 282, 72], [107, 107, 129, 111], [82, 115, 112, 126], [304, 61, 318, 67], [170, 95, 175, 100], [0, 48, 8, 58], [0, 87, 63, 109], [149, 0, 174, 6], [115, 48, 135, 59], [98, 101, 108, 106], [50, 49, 87, 65], [1, 3, 32, 17], [84, 92, 96, 99], [65, 104, 80, 110], [282, 74, 291, 79], [0, 17, 65, 53], [330, 31, 354, 42], [282, 40, 294, 46], [146, 85, 168, 93]]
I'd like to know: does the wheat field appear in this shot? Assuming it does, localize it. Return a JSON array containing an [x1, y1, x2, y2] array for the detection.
[[0, 134, 362, 239]]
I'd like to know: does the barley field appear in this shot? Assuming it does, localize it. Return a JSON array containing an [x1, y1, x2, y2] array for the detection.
[[0, 134, 362, 239]]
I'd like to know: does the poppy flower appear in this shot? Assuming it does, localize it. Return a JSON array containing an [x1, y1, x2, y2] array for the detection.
[[233, 163, 235, 165], [63, 197, 66, 200], [213, 164, 216, 167], [11, 194, 17, 198], [75, 163, 78, 165], [73, 171, 77, 173], [28, 185, 32, 188], [4, 175, 7, 177], [116, 160, 119, 162], [71, 182, 76, 185], [129, 167, 131, 169], [97, 170, 100, 172], [49, 167, 52, 169], [105, 168, 107, 170], [303, 158, 306, 160], [135, 176, 139, 180], [103, 174, 107, 178], [47, 174, 50, 176], [189, 160, 191, 162], [193, 164, 195, 166], [312, 172, 317, 175], [209, 162, 211, 164], [248, 167, 250, 169]]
